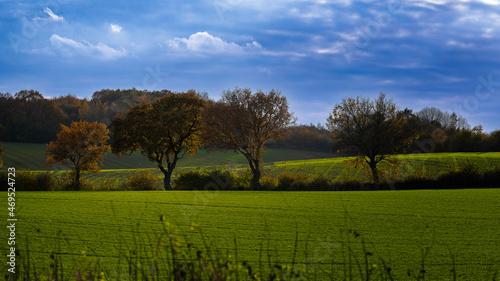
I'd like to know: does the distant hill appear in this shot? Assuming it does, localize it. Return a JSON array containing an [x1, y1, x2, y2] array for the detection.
[[0, 142, 337, 171]]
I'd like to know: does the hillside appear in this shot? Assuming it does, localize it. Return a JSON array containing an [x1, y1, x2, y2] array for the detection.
[[0, 142, 337, 171]]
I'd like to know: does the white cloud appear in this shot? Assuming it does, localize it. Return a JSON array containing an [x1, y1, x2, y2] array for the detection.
[[409, 0, 500, 6], [167, 32, 261, 54], [316, 42, 346, 54], [49, 34, 127, 60], [261, 50, 307, 57], [482, 27, 495, 38], [393, 29, 412, 38], [35, 7, 64, 22], [110, 24, 123, 33], [377, 80, 396, 85], [446, 40, 475, 49], [288, 5, 334, 20]]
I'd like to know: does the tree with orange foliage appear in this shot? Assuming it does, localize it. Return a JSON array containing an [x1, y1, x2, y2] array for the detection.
[[203, 88, 295, 189], [327, 93, 418, 183], [45, 121, 111, 189]]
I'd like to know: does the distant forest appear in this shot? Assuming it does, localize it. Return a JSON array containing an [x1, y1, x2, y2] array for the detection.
[[0, 89, 499, 152]]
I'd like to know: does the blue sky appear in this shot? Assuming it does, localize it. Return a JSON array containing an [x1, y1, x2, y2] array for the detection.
[[1, 0, 500, 132]]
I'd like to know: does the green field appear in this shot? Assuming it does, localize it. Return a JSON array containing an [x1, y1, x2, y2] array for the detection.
[[269, 152, 500, 179], [3, 190, 500, 280], [76, 152, 500, 189], [3, 141, 500, 190], [0, 142, 336, 171]]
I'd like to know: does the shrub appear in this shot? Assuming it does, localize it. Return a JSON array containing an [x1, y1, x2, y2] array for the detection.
[[392, 162, 500, 190], [0, 171, 8, 191], [12, 170, 38, 191], [55, 171, 92, 191], [174, 169, 211, 190], [96, 177, 124, 191], [332, 180, 365, 191], [35, 172, 55, 191], [438, 160, 481, 188], [260, 176, 278, 190], [231, 170, 253, 190], [309, 174, 332, 191], [482, 168, 500, 187], [276, 173, 309, 191], [126, 170, 159, 190], [207, 168, 233, 190], [174, 168, 238, 190], [0, 170, 55, 191]]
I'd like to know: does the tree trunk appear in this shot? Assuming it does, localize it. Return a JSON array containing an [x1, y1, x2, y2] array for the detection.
[[75, 167, 81, 190], [252, 161, 261, 190], [163, 172, 172, 190], [251, 158, 262, 190], [369, 161, 379, 184], [245, 156, 262, 190], [158, 165, 173, 190]]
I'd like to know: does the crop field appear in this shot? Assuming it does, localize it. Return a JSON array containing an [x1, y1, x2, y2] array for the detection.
[[2, 190, 500, 280], [0, 142, 335, 171], [267, 152, 500, 179], [3, 142, 499, 186], [76, 152, 500, 189]]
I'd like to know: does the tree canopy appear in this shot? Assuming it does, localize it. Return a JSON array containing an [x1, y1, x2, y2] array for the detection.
[[0, 90, 66, 143], [203, 88, 295, 189], [45, 121, 111, 189], [110, 90, 205, 190], [327, 93, 418, 183]]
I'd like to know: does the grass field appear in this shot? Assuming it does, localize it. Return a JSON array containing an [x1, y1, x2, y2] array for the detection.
[[4, 140, 498, 190], [71, 152, 500, 190], [3, 190, 500, 280], [269, 152, 500, 179], [0, 142, 336, 171]]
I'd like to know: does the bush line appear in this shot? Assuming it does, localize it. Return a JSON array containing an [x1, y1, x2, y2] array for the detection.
[[1, 163, 499, 191]]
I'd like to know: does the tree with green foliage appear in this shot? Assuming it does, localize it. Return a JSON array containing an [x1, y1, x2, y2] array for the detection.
[[327, 93, 418, 183], [45, 121, 111, 189], [110, 90, 205, 190], [0, 90, 66, 143], [203, 88, 295, 189], [487, 130, 500, 151], [448, 129, 485, 152]]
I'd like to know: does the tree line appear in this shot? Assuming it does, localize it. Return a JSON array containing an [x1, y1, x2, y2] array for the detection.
[[2, 88, 499, 153], [0, 89, 169, 143]]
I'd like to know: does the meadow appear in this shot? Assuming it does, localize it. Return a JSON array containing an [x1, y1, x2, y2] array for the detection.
[[0, 142, 335, 171], [2, 190, 500, 280], [79, 152, 500, 190], [2, 143, 500, 279]]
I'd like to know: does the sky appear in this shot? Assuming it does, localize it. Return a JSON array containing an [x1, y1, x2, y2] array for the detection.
[[1, 0, 500, 132]]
